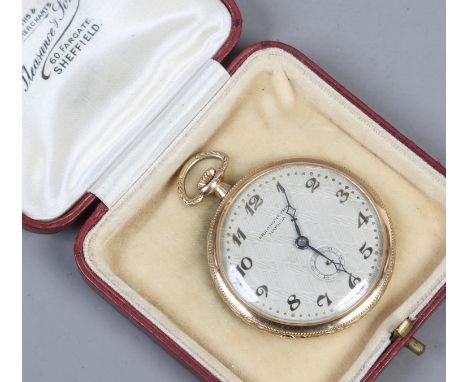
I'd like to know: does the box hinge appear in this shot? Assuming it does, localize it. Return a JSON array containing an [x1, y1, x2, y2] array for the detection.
[[392, 318, 426, 356]]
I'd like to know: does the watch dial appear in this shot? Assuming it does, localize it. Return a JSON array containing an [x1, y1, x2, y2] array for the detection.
[[216, 163, 387, 325]]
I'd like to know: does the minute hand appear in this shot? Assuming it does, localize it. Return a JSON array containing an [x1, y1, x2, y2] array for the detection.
[[276, 181, 302, 237], [307, 244, 362, 289]]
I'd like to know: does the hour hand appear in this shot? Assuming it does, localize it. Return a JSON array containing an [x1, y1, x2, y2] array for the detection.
[[276, 181, 302, 238]]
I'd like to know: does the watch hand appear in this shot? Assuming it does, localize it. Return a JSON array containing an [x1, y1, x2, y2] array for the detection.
[[306, 244, 362, 289], [276, 181, 302, 237], [276, 181, 361, 288]]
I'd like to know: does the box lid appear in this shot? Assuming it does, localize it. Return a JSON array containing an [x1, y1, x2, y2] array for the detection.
[[22, 0, 241, 230]]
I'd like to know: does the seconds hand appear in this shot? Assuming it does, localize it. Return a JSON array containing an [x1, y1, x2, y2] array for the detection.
[[304, 244, 361, 289], [276, 181, 362, 289]]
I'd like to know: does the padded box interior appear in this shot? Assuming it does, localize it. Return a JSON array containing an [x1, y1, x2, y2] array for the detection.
[[83, 48, 445, 382]]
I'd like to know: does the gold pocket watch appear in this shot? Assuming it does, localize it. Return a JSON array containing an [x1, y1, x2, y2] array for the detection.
[[178, 151, 394, 337]]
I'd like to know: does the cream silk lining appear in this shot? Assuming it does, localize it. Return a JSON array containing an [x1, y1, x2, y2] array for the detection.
[[22, 0, 231, 220], [84, 49, 445, 382]]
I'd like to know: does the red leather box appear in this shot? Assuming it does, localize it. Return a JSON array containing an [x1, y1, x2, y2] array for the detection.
[[23, 1, 445, 381]]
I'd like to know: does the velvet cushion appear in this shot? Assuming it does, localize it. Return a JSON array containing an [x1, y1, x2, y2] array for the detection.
[[83, 48, 445, 382]]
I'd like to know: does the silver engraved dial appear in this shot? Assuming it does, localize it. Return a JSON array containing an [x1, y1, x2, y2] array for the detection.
[[215, 163, 388, 326]]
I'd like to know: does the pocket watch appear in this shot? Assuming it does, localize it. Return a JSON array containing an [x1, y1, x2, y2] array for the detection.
[[177, 151, 394, 337]]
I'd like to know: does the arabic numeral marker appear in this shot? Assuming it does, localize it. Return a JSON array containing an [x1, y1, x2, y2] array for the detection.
[[305, 177, 320, 192], [359, 242, 373, 259], [236, 257, 253, 277], [317, 293, 333, 307], [358, 211, 372, 228], [348, 274, 361, 289], [336, 189, 349, 203], [232, 228, 246, 246], [245, 194, 263, 215], [255, 285, 268, 297], [287, 294, 301, 311]]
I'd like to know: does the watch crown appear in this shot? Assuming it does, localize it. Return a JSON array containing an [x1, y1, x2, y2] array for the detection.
[[197, 168, 217, 190], [177, 151, 230, 206]]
